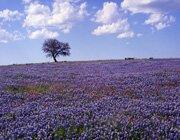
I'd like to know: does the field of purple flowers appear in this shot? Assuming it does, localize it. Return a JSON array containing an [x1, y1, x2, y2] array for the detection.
[[0, 59, 180, 139]]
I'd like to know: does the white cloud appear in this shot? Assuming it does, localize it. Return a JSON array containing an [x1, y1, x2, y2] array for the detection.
[[121, 0, 180, 14], [25, 2, 50, 15], [22, 0, 32, 4], [93, 2, 120, 24], [23, 2, 50, 28], [23, 0, 88, 37], [117, 31, 134, 39], [92, 19, 130, 36], [155, 16, 175, 30], [28, 29, 59, 39], [47, 0, 87, 27], [145, 13, 176, 30], [155, 23, 167, 30], [121, 0, 179, 30], [121, 0, 158, 14], [79, 2, 89, 17], [145, 13, 163, 25], [0, 9, 22, 21], [92, 2, 134, 39], [0, 28, 24, 43]]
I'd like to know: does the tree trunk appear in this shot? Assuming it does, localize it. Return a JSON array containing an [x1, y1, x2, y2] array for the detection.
[[53, 56, 58, 62]]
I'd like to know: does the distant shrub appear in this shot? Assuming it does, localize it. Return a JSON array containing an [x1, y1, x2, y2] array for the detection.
[[125, 58, 135, 60]]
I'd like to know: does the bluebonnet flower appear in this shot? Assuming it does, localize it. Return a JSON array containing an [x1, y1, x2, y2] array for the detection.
[[0, 59, 179, 139]]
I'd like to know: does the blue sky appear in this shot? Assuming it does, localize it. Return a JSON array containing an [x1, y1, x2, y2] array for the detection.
[[0, 0, 180, 65]]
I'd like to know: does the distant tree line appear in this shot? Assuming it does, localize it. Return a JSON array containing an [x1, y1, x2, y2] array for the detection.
[[125, 57, 154, 60]]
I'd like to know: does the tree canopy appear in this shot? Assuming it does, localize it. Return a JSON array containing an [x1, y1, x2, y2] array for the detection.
[[42, 39, 70, 62]]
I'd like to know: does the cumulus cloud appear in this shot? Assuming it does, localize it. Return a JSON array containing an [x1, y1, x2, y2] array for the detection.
[[23, 2, 50, 28], [0, 28, 24, 43], [92, 2, 134, 39], [121, 0, 178, 30], [155, 18, 175, 30], [145, 13, 163, 25], [23, 0, 88, 38], [28, 29, 59, 39], [93, 2, 120, 24], [0, 9, 23, 21], [117, 31, 134, 39], [92, 19, 130, 36], [145, 13, 175, 30], [121, 0, 180, 14]]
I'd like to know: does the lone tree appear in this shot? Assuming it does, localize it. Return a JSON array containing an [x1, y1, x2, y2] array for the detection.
[[42, 39, 70, 62]]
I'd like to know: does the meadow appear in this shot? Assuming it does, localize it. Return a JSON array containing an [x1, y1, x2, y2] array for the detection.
[[0, 59, 180, 139]]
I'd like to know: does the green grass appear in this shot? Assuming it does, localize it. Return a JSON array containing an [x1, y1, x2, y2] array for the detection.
[[55, 128, 66, 139], [5, 85, 49, 94]]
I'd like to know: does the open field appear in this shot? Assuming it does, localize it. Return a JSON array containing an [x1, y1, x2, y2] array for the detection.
[[0, 59, 180, 139]]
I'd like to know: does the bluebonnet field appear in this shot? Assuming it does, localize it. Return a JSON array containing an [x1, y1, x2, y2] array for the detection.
[[0, 59, 180, 139]]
